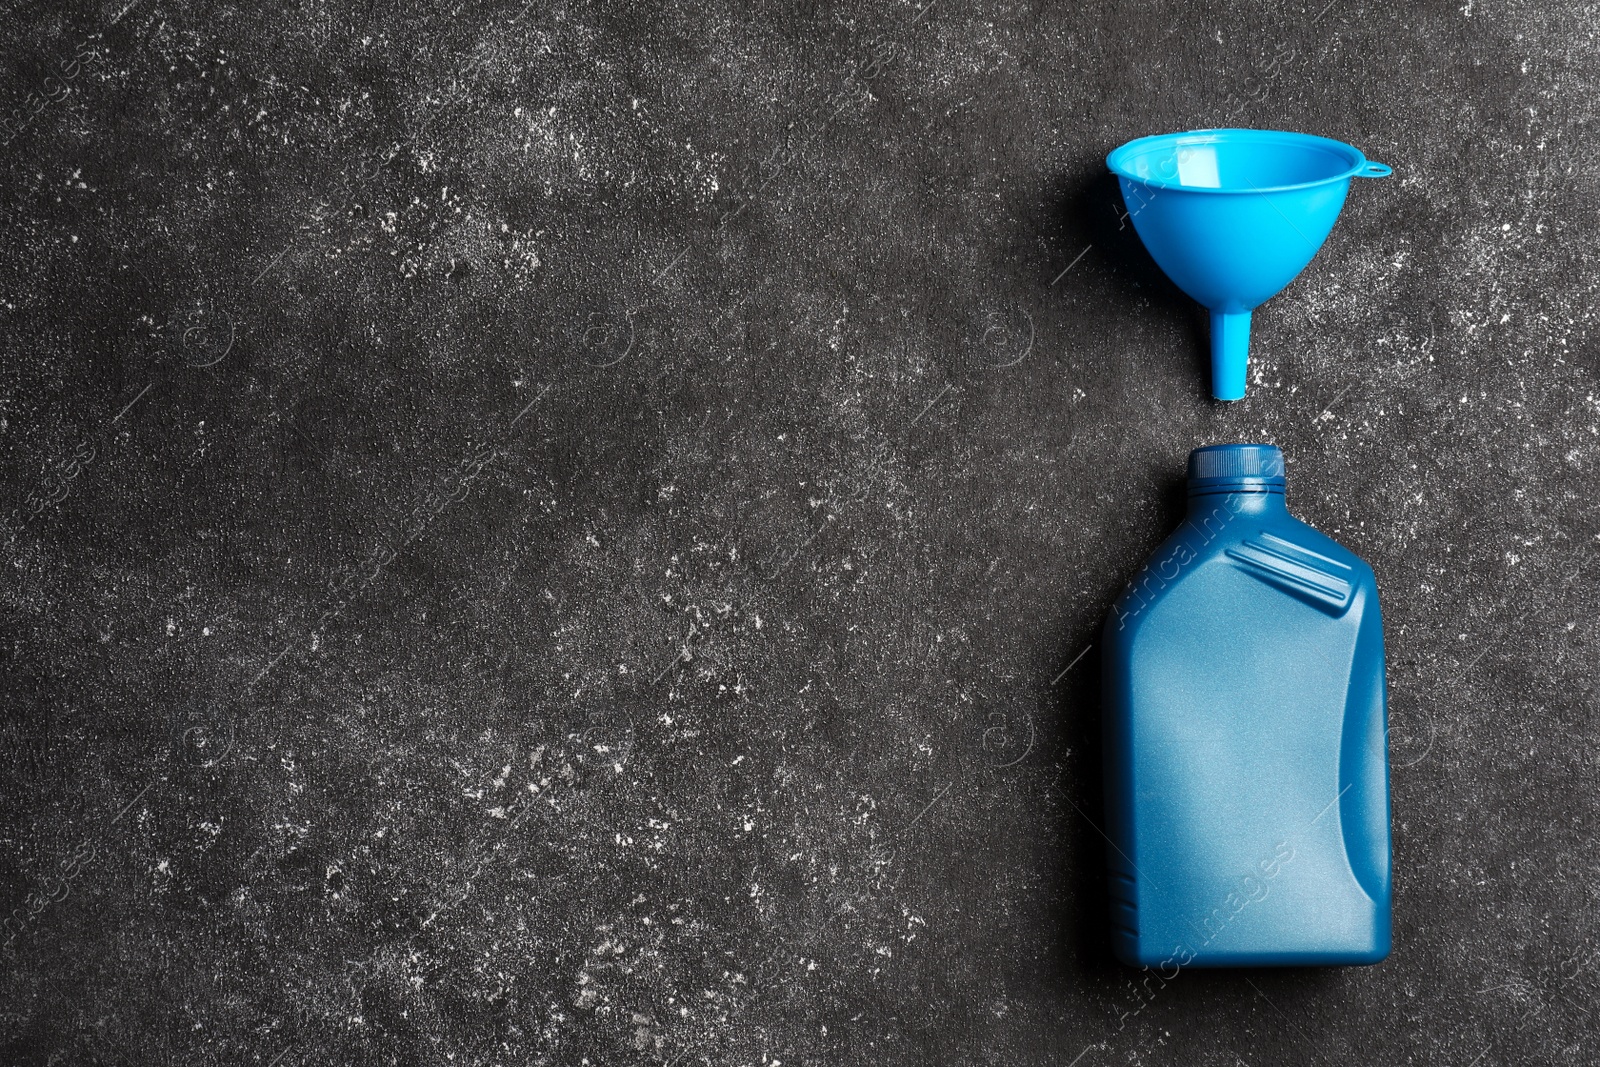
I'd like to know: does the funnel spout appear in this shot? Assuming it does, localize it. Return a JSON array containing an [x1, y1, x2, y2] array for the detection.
[[1210, 310, 1251, 401]]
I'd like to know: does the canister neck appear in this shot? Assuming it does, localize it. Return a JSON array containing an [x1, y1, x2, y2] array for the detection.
[[1186, 487, 1287, 518]]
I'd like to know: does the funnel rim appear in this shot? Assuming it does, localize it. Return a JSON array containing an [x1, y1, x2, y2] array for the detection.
[[1107, 128, 1378, 195]]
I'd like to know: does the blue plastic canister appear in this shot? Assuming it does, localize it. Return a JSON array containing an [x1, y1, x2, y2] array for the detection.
[[1100, 444, 1391, 967]]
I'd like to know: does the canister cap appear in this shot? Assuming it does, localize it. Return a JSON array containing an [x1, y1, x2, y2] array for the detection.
[[1187, 443, 1286, 494]]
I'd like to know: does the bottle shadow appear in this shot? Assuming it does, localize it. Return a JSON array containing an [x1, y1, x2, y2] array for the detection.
[[1050, 475, 1188, 984], [1050, 623, 1117, 979]]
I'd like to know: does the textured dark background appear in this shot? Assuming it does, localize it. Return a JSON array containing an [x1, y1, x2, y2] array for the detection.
[[2, 0, 1596, 1063]]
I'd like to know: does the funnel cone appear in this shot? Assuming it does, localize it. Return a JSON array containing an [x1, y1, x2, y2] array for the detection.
[[1106, 129, 1391, 401]]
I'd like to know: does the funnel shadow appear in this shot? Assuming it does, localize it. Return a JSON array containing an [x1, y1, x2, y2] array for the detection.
[[1059, 170, 1209, 381]]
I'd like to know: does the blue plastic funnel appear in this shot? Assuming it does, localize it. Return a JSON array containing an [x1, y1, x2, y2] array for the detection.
[[1106, 129, 1391, 401]]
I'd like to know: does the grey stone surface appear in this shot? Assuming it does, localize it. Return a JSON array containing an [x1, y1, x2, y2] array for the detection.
[[2, 0, 1596, 1063]]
